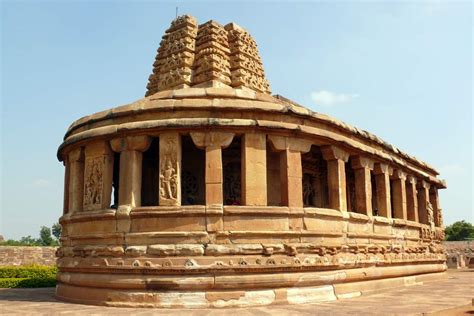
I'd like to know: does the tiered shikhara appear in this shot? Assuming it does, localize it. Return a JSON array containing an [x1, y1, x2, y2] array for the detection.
[[146, 15, 270, 96], [56, 16, 447, 308]]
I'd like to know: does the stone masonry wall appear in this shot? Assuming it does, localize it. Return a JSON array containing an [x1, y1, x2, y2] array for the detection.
[[0, 246, 57, 266]]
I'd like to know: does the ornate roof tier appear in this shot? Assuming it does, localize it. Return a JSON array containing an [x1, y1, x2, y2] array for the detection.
[[145, 15, 271, 96]]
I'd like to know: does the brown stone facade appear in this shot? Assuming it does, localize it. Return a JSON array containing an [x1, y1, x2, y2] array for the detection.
[[0, 246, 57, 266], [56, 15, 447, 308]]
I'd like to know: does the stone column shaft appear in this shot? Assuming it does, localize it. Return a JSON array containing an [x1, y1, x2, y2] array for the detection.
[[406, 176, 418, 222], [111, 136, 151, 208], [280, 149, 303, 208], [205, 145, 224, 206], [351, 156, 374, 216], [321, 146, 349, 212], [159, 132, 182, 206], [430, 187, 441, 227], [242, 133, 267, 206], [191, 132, 235, 232], [268, 136, 312, 209], [374, 163, 392, 218], [417, 180, 430, 224], [391, 170, 407, 220], [67, 147, 84, 214], [63, 161, 70, 215]]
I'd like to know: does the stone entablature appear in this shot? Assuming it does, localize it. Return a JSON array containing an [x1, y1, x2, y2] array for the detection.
[[56, 15, 447, 308]]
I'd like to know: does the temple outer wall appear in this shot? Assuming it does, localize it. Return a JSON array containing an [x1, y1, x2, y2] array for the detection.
[[0, 246, 57, 266]]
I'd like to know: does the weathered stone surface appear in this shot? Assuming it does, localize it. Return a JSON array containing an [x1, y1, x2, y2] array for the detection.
[[55, 13, 448, 309], [147, 244, 205, 256], [0, 246, 57, 266]]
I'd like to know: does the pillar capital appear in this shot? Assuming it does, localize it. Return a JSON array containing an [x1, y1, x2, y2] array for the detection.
[[190, 132, 234, 149], [417, 179, 430, 190], [373, 163, 392, 175], [351, 156, 374, 170], [406, 174, 417, 184], [321, 145, 349, 162], [391, 169, 407, 181], [110, 135, 151, 153], [67, 147, 84, 162], [268, 135, 312, 153]]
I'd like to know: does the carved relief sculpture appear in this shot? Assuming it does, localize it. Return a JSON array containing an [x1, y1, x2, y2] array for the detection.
[[83, 156, 104, 210], [159, 134, 181, 205]]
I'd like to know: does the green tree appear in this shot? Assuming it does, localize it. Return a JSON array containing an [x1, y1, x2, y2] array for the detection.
[[38, 226, 54, 246], [445, 220, 474, 241], [52, 223, 61, 240]]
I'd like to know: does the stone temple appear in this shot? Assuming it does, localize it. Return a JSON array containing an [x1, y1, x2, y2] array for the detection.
[[56, 15, 447, 308]]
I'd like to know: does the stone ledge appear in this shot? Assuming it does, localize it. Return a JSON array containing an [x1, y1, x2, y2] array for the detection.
[[348, 212, 371, 222], [223, 206, 290, 216], [373, 216, 393, 225], [304, 208, 344, 219]]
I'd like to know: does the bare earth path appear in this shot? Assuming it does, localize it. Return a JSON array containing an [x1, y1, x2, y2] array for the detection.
[[1, 270, 472, 315]]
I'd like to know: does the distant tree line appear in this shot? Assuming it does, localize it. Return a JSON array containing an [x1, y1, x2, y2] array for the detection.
[[444, 221, 474, 241], [1, 223, 61, 246]]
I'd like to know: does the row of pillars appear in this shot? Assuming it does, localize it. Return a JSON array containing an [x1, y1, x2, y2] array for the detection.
[[62, 132, 441, 226]]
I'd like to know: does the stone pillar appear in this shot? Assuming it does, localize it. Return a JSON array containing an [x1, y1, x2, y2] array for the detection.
[[159, 132, 182, 206], [391, 170, 407, 220], [110, 136, 151, 207], [63, 161, 69, 215], [351, 156, 374, 216], [242, 133, 267, 206], [191, 132, 234, 231], [268, 136, 312, 208], [406, 175, 418, 222], [67, 147, 84, 214], [417, 180, 430, 224], [374, 163, 392, 218], [429, 187, 441, 227], [83, 141, 114, 211], [321, 146, 349, 212]]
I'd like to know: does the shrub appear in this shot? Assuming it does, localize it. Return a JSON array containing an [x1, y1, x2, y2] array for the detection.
[[0, 277, 56, 288], [0, 265, 57, 279]]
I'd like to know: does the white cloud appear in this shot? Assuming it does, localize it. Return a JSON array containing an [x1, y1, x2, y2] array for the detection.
[[32, 179, 51, 188], [311, 90, 359, 107]]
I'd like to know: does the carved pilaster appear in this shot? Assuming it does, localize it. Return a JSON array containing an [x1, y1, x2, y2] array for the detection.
[[351, 156, 374, 216], [406, 175, 418, 222], [67, 147, 84, 214], [242, 133, 267, 206], [417, 180, 430, 225], [83, 141, 114, 211], [110, 136, 151, 208], [159, 133, 182, 206], [391, 170, 407, 220], [430, 187, 441, 227], [374, 163, 393, 218], [191, 132, 234, 232], [268, 136, 312, 209], [321, 145, 349, 212]]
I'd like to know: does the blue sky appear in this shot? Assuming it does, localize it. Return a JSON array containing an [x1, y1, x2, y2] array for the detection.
[[1, 1, 472, 239]]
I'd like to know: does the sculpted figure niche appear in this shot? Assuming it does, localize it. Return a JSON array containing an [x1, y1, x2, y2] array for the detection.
[[83, 157, 104, 209], [159, 136, 179, 204]]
